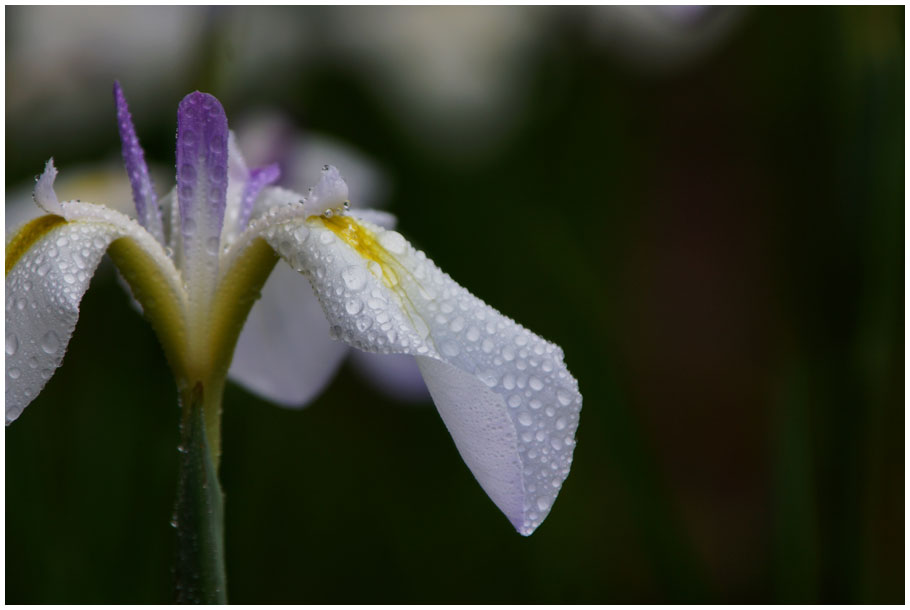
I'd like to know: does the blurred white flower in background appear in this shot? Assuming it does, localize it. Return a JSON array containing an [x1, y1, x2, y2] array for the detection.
[[7, 6, 205, 153], [585, 6, 747, 74], [7, 6, 746, 172], [321, 6, 554, 162]]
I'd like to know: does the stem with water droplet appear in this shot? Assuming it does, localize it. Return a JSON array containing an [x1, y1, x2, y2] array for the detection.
[[174, 382, 227, 604]]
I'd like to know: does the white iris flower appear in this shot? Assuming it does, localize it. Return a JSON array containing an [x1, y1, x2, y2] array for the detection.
[[5, 84, 582, 535]]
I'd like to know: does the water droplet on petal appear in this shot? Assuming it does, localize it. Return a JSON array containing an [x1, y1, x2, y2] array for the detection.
[[41, 330, 60, 354], [378, 231, 406, 254], [345, 298, 363, 315], [441, 341, 460, 357], [518, 412, 533, 426], [341, 266, 367, 291], [8, 367, 21, 380], [529, 376, 544, 391], [294, 225, 310, 242], [6, 333, 19, 356], [537, 496, 551, 511]]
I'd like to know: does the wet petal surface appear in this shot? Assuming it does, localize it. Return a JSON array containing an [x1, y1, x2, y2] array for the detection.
[[261, 214, 582, 534]]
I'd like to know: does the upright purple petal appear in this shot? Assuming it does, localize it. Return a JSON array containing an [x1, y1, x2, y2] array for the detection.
[[176, 91, 229, 305], [238, 162, 280, 230], [113, 81, 164, 243]]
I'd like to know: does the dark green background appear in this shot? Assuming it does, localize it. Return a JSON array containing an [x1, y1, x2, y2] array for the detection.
[[6, 6, 904, 603]]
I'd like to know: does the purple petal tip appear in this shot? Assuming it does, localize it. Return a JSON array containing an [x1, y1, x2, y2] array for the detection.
[[114, 81, 162, 239], [176, 90, 229, 248]]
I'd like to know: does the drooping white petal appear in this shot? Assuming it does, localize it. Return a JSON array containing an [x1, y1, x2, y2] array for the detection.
[[7, 169, 185, 422], [261, 214, 582, 535], [228, 260, 348, 407], [416, 356, 525, 527], [6, 217, 123, 422]]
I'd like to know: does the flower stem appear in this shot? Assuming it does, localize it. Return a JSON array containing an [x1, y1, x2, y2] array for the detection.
[[174, 382, 227, 604]]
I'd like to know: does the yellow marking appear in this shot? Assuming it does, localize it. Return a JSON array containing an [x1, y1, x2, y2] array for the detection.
[[320, 215, 401, 290], [320, 215, 436, 344], [5, 215, 66, 276]]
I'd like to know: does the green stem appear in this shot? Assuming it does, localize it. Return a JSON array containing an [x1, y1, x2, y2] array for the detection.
[[174, 382, 227, 604]]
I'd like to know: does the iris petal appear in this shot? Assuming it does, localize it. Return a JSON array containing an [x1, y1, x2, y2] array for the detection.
[[113, 81, 164, 243], [176, 92, 229, 310], [260, 214, 582, 535], [228, 260, 348, 407]]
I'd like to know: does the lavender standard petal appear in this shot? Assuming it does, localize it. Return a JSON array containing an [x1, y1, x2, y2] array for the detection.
[[238, 162, 280, 230], [113, 81, 164, 243], [176, 91, 229, 305]]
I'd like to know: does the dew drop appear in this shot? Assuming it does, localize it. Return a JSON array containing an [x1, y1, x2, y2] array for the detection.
[[466, 326, 480, 342], [41, 330, 60, 354], [537, 497, 551, 511], [441, 341, 460, 357], [294, 225, 310, 242], [28, 357, 38, 369], [479, 371, 498, 388], [555, 417, 567, 431], [379, 231, 406, 254], [319, 232, 335, 245], [508, 394, 522, 408], [557, 389, 572, 406], [345, 298, 363, 315], [518, 411, 533, 426], [529, 376, 544, 391], [5, 333, 18, 356], [206, 237, 220, 255], [8, 367, 21, 380], [183, 218, 197, 235], [15, 298, 26, 311], [341, 266, 367, 291]]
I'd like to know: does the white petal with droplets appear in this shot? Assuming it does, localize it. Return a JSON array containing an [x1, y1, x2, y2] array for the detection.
[[7, 199, 184, 423], [261, 215, 582, 534], [6, 220, 117, 422]]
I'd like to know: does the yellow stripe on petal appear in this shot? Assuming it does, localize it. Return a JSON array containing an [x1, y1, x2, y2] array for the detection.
[[5, 215, 66, 276]]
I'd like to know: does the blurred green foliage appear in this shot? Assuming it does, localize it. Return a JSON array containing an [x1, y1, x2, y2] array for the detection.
[[6, 6, 903, 603]]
